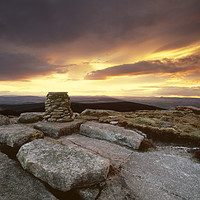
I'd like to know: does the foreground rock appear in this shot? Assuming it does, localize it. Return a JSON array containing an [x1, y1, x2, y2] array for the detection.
[[18, 112, 45, 123], [17, 139, 110, 192], [56, 134, 200, 200], [34, 119, 84, 138], [0, 124, 43, 148], [80, 121, 144, 149], [83, 109, 200, 146], [120, 149, 200, 200], [0, 114, 10, 126], [0, 152, 57, 200], [59, 134, 132, 168]]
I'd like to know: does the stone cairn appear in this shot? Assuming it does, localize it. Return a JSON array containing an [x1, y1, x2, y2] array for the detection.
[[44, 92, 73, 122]]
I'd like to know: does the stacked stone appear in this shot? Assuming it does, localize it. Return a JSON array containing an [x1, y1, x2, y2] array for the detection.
[[44, 92, 73, 122]]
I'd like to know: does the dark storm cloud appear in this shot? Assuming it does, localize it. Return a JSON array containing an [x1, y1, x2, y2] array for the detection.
[[85, 55, 200, 80], [0, 0, 200, 80], [0, 0, 199, 47], [0, 52, 68, 81]]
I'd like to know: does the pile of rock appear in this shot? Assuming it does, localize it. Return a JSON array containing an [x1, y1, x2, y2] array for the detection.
[[44, 92, 73, 122]]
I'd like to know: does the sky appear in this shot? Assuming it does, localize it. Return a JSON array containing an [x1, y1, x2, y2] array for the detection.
[[0, 0, 200, 97]]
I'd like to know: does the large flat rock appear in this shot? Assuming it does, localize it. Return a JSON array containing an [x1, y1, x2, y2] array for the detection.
[[59, 134, 132, 168], [0, 124, 43, 148], [121, 149, 200, 200], [17, 139, 110, 192], [45, 134, 200, 199], [80, 121, 144, 149], [34, 119, 84, 138], [0, 152, 57, 200]]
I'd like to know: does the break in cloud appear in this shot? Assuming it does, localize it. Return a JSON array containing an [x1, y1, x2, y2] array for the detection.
[[0, 0, 200, 81], [85, 54, 200, 80]]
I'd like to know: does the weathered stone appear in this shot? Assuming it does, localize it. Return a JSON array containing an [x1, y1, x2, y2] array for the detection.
[[18, 112, 45, 123], [9, 117, 18, 124], [46, 134, 200, 200], [0, 124, 43, 148], [0, 114, 10, 126], [34, 119, 84, 138], [17, 139, 110, 192], [77, 187, 100, 200], [98, 174, 136, 200], [121, 149, 200, 200], [60, 134, 132, 168], [0, 152, 57, 200], [80, 121, 144, 149], [81, 109, 115, 117]]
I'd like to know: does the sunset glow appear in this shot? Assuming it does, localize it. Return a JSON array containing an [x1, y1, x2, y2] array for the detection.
[[0, 0, 200, 97]]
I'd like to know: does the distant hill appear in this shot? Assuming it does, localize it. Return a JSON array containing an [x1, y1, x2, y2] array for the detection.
[[0, 95, 121, 105], [0, 95, 199, 109], [0, 101, 163, 116], [118, 97, 200, 109]]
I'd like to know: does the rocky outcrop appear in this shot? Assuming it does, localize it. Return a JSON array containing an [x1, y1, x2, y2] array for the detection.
[[0, 152, 57, 200], [120, 149, 200, 200], [17, 139, 110, 192], [0, 114, 10, 126], [18, 112, 44, 123], [80, 109, 200, 146], [44, 92, 73, 122], [59, 134, 133, 168], [0, 124, 43, 148], [56, 134, 200, 200], [80, 121, 144, 149], [34, 119, 84, 138], [176, 106, 200, 115]]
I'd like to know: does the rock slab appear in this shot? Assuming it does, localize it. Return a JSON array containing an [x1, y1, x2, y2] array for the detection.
[[0, 152, 57, 200], [0, 124, 43, 147], [80, 121, 144, 149], [18, 112, 44, 123], [34, 119, 84, 138], [17, 139, 110, 192]]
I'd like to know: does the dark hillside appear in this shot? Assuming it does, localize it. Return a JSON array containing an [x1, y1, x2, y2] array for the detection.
[[0, 101, 163, 116]]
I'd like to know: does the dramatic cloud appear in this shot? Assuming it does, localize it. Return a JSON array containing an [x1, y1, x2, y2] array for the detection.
[[85, 55, 200, 80], [0, 0, 199, 48], [0, 0, 199, 96], [0, 52, 68, 81]]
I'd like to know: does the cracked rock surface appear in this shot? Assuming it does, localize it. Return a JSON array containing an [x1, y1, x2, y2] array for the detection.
[[17, 139, 110, 192], [80, 121, 144, 149], [55, 134, 200, 200], [34, 119, 84, 138], [0, 152, 57, 200], [0, 124, 43, 148]]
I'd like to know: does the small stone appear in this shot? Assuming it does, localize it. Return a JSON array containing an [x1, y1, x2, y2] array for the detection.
[[0, 114, 10, 126], [109, 121, 118, 125]]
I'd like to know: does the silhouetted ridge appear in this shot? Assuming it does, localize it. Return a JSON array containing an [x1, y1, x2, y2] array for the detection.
[[0, 101, 163, 116]]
